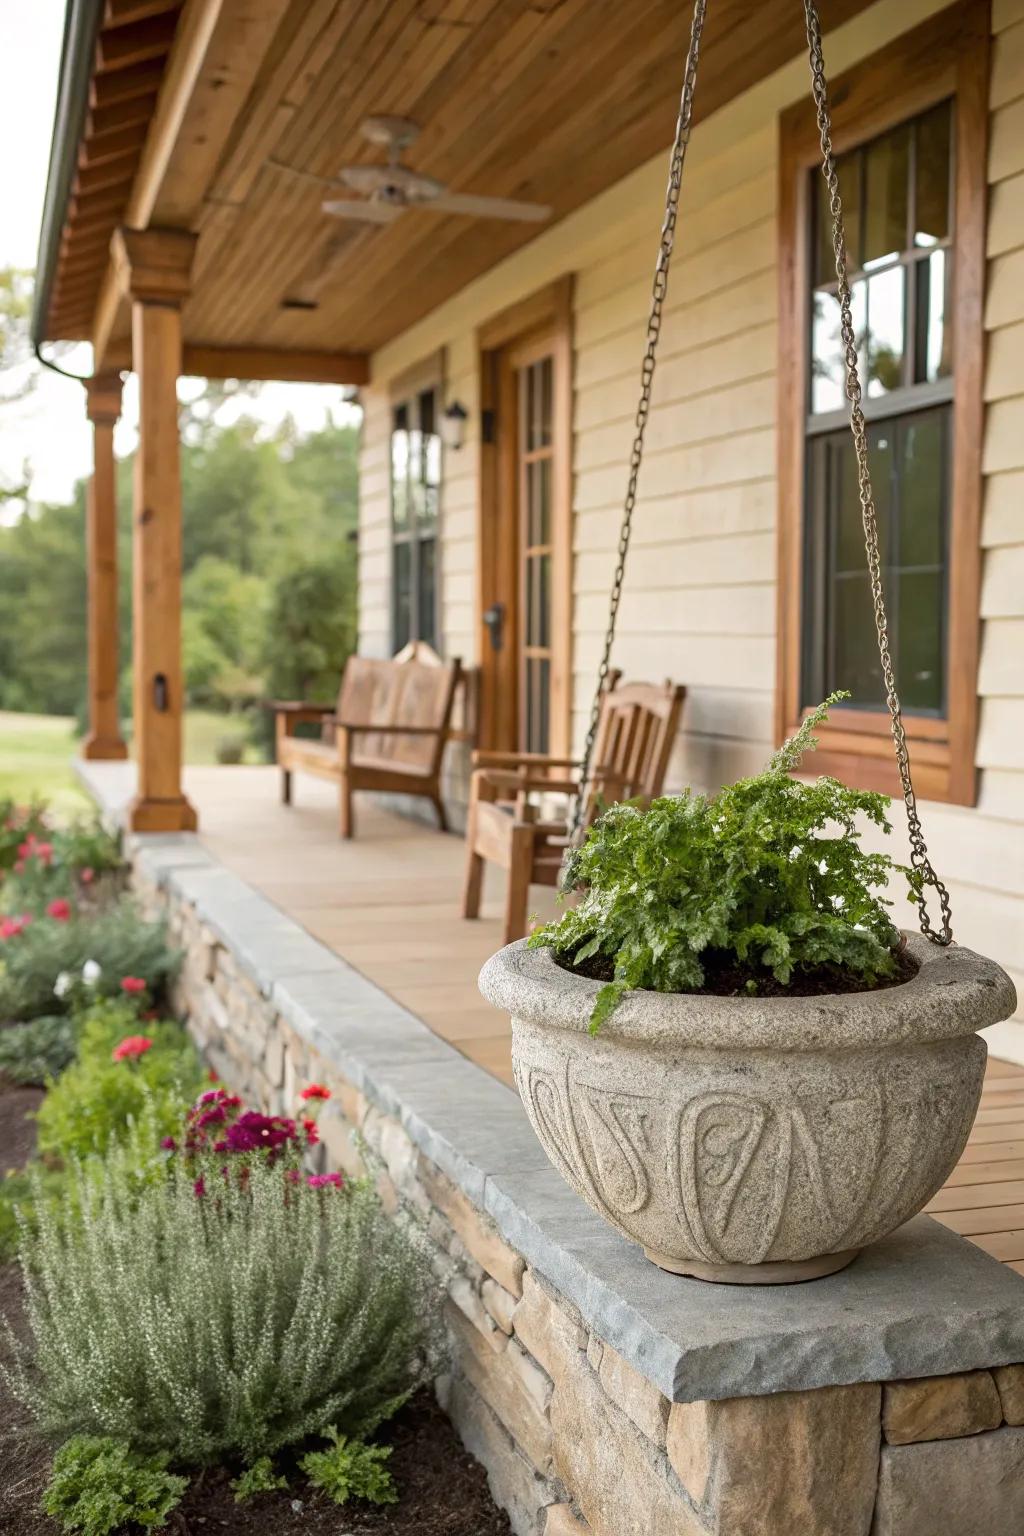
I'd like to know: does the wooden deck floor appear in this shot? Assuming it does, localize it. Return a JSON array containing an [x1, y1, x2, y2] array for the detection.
[[184, 764, 1024, 1272]]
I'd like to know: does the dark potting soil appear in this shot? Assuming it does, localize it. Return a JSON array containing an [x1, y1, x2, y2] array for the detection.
[[557, 942, 920, 998], [0, 1080, 512, 1536]]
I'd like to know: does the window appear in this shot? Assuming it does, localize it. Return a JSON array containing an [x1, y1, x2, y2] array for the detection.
[[391, 386, 440, 650], [777, 3, 987, 805], [804, 102, 953, 719]]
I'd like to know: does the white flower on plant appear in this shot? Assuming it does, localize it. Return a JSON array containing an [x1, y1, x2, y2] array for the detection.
[[53, 971, 74, 999], [81, 959, 101, 986]]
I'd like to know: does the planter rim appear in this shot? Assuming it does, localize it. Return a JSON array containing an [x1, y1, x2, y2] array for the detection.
[[478, 932, 1017, 1050]]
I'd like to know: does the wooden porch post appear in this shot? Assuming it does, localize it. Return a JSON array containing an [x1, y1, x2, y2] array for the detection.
[[81, 372, 128, 761], [112, 227, 198, 833]]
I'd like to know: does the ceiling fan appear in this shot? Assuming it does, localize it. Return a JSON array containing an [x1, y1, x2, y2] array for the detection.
[[310, 116, 552, 226]]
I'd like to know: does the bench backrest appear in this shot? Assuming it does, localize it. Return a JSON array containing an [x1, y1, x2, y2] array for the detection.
[[335, 642, 462, 772], [587, 677, 686, 818]]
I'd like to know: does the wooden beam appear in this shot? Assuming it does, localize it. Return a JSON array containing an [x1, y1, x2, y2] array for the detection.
[[181, 345, 369, 384], [81, 374, 129, 763], [82, 125, 144, 165], [73, 161, 137, 197], [104, 0, 181, 26], [87, 93, 160, 137], [93, 0, 282, 369], [117, 227, 198, 833], [96, 11, 179, 72], [90, 59, 165, 108]]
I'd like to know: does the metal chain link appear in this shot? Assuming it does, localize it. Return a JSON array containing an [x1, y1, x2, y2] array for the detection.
[[568, 0, 710, 845], [802, 0, 952, 944]]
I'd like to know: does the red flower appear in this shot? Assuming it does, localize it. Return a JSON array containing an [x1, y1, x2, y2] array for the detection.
[[300, 1084, 331, 1102], [36, 842, 53, 866], [302, 1116, 320, 1147], [112, 1035, 153, 1062], [0, 914, 30, 939], [120, 976, 146, 994], [46, 898, 72, 922], [79, 867, 95, 885]]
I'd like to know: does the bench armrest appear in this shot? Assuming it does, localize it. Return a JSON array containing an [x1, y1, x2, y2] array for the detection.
[[330, 719, 444, 737], [472, 750, 581, 769], [473, 767, 579, 797], [266, 699, 333, 715]]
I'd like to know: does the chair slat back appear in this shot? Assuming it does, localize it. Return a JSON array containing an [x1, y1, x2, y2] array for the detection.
[[587, 678, 686, 818], [336, 643, 461, 770]]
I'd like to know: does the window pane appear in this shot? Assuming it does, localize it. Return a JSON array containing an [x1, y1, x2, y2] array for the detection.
[[864, 123, 909, 266], [817, 154, 862, 283], [811, 281, 866, 415], [391, 427, 410, 529], [898, 571, 943, 712], [898, 412, 944, 569], [865, 264, 905, 396], [418, 388, 435, 437], [394, 542, 412, 650], [915, 248, 952, 383], [418, 536, 436, 645], [833, 427, 893, 573], [914, 102, 951, 247], [539, 357, 553, 448], [833, 574, 883, 705]]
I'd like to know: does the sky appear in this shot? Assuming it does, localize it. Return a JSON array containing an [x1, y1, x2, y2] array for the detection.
[[0, 1, 356, 509]]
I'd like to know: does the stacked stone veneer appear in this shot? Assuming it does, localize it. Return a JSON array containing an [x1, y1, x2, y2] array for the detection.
[[127, 834, 1024, 1536]]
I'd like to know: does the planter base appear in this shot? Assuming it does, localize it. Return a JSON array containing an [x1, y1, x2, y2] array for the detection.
[[644, 1245, 861, 1286]]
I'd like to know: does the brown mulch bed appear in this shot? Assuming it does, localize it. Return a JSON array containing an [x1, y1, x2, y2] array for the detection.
[[0, 1084, 511, 1535], [558, 942, 919, 998]]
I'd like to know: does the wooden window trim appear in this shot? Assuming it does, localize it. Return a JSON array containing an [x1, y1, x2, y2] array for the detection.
[[476, 276, 574, 754], [389, 350, 445, 653], [776, 0, 989, 806]]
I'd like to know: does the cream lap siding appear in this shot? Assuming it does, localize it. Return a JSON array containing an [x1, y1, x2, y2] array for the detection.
[[357, 389, 391, 660], [355, 0, 1022, 1023]]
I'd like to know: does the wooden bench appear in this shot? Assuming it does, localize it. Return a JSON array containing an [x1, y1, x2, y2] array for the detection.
[[272, 643, 462, 838], [461, 675, 686, 943]]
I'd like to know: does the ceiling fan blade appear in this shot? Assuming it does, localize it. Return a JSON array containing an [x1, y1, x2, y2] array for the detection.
[[427, 191, 552, 223], [322, 198, 403, 224]]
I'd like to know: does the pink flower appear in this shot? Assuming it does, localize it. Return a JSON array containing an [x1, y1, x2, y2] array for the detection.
[[36, 842, 53, 866], [120, 976, 146, 994], [193, 1176, 206, 1199], [307, 1173, 344, 1190], [79, 867, 95, 885], [12, 860, 24, 876], [0, 914, 30, 939], [112, 1035, 153, 1062], [46, 898, 72, 922], [160, 1136, 176, 1151], [300, 1084, 331, 1102]]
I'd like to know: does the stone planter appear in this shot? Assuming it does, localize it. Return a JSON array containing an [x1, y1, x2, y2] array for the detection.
[[479, 934, 1017, 1284]]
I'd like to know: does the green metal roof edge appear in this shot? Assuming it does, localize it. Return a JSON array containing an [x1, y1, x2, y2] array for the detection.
[[31, 0, 106, 347]]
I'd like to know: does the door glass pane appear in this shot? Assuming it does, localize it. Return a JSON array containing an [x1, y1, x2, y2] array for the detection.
[[539, 357, 553, 448], [418, 537, 436, 645], [898, 412, 944, 568], [817, 154, 862, 282], [865, 264, 905, 397], [898, 571, 943, 712], [864, 123, 909, 267], [394, 542, 412, 650], [914, 102, 952, 247], [526, 457, 551, 546]]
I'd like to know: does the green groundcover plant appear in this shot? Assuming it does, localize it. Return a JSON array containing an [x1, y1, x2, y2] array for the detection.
[[4, 1124, 444, 1470], [530, 693, 914, 1030], [301, 1427, 398, 1506], [41, 1435, 186, 1536], [0, 1013, 76, 1086], [35, 999, 203, 1163], [0, 897, 180, 1023]]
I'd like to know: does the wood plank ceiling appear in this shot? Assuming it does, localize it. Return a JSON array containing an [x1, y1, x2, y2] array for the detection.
[[44, 0, 878, 361]]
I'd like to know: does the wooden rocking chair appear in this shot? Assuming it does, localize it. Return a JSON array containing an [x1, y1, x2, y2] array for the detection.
[[461, 675, 686, 944]]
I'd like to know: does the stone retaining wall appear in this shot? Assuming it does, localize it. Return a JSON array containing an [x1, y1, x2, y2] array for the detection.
[[125, 830, 1024, 1536]]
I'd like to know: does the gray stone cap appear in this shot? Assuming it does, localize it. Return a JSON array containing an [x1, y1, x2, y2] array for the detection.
[[75, 761, 1024, 1405], [478, 934, 1017, 1051]]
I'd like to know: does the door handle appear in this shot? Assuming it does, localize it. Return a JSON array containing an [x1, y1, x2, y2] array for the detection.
[[482, 602, 505, 652]]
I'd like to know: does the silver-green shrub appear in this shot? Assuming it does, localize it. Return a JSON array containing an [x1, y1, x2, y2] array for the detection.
[[5, 1146, 444, 1466]]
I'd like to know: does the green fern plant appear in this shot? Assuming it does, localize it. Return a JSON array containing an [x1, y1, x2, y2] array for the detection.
[[531, 693, 912, 1030], [300, 1427, 398, 1506], [41, 1435, 186, 1535], [231, 1456, 288, 1501]]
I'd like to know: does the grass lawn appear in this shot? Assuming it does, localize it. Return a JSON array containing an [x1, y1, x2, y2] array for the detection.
[[0, 709, 263, 818]]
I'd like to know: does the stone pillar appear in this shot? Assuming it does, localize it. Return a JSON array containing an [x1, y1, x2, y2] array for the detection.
[[81, 372, 127, 761], [112, 226, 198, 833]]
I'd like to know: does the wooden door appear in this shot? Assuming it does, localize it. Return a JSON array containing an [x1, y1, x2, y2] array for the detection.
[[477, 282, 573, 756]]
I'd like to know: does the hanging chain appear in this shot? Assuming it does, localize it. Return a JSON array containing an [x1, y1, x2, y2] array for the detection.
[[802, 0, 952, 944], [568, 0, 710, 844]]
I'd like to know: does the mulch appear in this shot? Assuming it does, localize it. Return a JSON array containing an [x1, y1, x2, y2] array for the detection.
[[559, 942, 919, 997], [0, 1081, 511, 1536]]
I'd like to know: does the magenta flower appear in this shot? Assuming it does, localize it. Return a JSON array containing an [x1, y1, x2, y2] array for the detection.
[[223, 1112, 297, 1154], [307, 1173, 345, 1190]]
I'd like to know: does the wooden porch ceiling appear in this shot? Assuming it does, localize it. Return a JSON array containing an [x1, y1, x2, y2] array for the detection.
[[44, 0, 878, 371]]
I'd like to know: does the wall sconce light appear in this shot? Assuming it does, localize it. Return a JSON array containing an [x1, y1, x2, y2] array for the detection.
[[440, 399, 468, 451]]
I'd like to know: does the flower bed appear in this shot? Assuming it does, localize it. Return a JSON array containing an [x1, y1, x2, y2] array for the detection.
[[0, 797, 512, 1535]]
